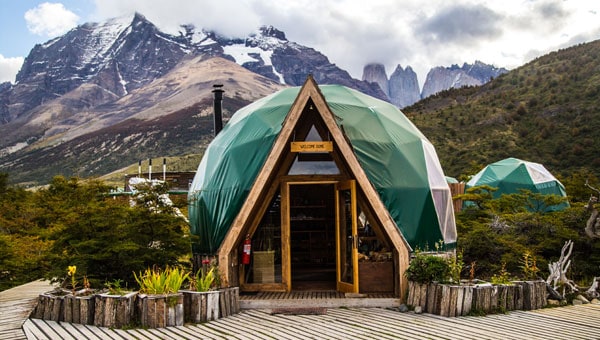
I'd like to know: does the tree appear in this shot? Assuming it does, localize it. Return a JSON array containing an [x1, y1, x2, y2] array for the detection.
[[41, 176, 192, 288]]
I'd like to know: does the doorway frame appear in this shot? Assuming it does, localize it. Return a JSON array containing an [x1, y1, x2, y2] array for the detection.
[[281, 179, 341, 291]]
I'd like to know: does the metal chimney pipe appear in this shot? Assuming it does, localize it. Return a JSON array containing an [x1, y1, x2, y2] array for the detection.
[[212, 84, 224, 136], [148, 158, 152, 181], [163, 158, 166, 181]]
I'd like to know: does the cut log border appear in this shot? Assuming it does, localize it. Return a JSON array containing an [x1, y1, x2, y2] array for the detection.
[[182, 290, 220, 323], [407, 280, 547, 317], [137, 293, 184, 328], [93, 291, 137, 328], [219, 287, 240, 317], [30, 290, 71, 322], [64, 294, 95, 324]]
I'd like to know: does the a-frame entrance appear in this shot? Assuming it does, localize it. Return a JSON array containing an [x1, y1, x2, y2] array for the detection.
[[218, 76, 411, 298]]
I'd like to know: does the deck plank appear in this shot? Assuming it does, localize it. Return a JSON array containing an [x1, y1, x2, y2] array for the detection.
[[5, 280, 600, 340]]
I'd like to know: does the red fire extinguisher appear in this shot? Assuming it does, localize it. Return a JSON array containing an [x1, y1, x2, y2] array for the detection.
[[242, 234, 251, 265]]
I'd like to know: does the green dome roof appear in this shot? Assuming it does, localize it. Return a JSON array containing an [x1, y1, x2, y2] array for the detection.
[[189, 85, 456, 253]]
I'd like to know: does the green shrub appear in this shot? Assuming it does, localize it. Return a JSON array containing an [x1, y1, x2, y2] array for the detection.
[[191, 267, 215, 292], [405, 252, 452, 284], [134, 266, 189, 294]]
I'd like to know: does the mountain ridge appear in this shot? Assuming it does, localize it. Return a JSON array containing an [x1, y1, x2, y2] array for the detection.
[[403, 39, 600, 179], [8, 13, 589, 187]]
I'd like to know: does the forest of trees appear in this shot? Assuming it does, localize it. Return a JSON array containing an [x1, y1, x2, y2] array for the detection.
[[0, 174, 192, 291], [1, 170, 600, 292]]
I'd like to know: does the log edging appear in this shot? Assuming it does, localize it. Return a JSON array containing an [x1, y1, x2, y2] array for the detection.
[[31, 286, 240, 328], [407, 280, 547, 316]]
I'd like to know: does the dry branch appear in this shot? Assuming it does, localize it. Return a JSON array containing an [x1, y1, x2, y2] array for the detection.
[[546, 240, 578, 297]]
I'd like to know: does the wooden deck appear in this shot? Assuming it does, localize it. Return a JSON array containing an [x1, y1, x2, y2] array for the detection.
[[239, 291, 401, 309], [0, 280, 55, 340], [4, 281, 600, 339]]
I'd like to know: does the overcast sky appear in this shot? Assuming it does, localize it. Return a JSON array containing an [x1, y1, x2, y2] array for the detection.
[[1, 0, 600, 86]]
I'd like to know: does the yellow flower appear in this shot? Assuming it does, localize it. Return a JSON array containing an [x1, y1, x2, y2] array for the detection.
[[67, 265, 76, 277]]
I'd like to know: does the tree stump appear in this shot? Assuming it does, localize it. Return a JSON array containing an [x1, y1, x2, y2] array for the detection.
[[219, 287, 240, 317], [64, 292, 95, 324], [137, 293, 184, 328], [30, 289, 71, 322], [182, 290, 220, 323], [93, 292, 136, 328]]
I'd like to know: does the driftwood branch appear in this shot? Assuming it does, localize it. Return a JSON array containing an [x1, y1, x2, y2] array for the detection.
[[584, 180, 600, 238], [586, 277, 600, 298], [546, 240, 578, 297]]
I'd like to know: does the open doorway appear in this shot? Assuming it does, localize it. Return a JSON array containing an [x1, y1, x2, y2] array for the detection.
[[289, 183, 336, 290]]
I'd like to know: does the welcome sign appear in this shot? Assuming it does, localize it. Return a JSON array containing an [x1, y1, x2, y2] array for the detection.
[[290, 141, 333, 153]]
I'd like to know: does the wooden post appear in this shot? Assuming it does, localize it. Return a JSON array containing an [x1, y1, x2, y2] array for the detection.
[[418, 283, 428, 309], [31, 290, 71, 322], [461, 286, 473, 316], [93, 292, 136, 328], [407, 281, 414, 306], [426, 283, 438, 314], [137, 293, 184, 328], [219, 287, 240, 317], [182, 290, 220, 322], [505, 285, 515, 311], [490, 286, 498, 312], [439, 285, 451, 317], [447, 286, 458, 317], [454, 285, 465, 316], [64, 294, 95, 324], [536, 280, 547, 309], [514, 283, 524, 310], [497, 285, 508, 311]]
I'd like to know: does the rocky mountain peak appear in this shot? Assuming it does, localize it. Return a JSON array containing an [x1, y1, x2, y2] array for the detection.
[[259, 25, 287, 40], [389, 65, 420, 108], [362, 63, 421, 108], [362, 63, 389, 99], [421, 61, 508, 98]]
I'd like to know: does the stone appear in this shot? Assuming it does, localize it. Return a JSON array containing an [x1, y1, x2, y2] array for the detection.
[[575, 295, 590, 304], [547, 299, 561, 306], [414, 306, 423, 314]]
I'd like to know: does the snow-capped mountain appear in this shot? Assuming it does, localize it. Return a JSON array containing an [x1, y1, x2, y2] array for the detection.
[[2, 13, 385, 128], [421, 61, 508, 98], [0, 12, 507, 185], [0, 13, 386, 185]]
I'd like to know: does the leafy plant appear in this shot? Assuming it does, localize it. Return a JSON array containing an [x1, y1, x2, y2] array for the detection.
[[468, 261, 477, 283], [192, 267, 216, 292], [105, 279, 129, 295], [490, 262, 512, 285], [520, 251, 540, 280], [448, 252, 464, 283], [134, 266, 189, 294], [405, 252, 451, 284]]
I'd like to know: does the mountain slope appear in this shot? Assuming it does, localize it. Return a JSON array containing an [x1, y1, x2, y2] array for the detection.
[[403, 40, 600, 179], [1, 57, 285, 185]]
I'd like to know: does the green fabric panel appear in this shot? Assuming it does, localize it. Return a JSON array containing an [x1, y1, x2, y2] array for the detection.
[[188, 85, 453, 253]]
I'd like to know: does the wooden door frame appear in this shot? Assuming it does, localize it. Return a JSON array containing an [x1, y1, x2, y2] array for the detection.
[[281, 179, 339, 291], [335, 180, 359, 293]]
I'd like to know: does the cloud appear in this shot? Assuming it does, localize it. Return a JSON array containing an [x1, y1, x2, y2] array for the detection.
[[25, 2, 80, 37], [92, 0, 261, 37], [0, 55, 24, 83], [417, 4, 503, 44]]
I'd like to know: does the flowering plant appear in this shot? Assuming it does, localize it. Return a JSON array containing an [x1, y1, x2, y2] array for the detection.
[[67, 265, 77, 294]]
